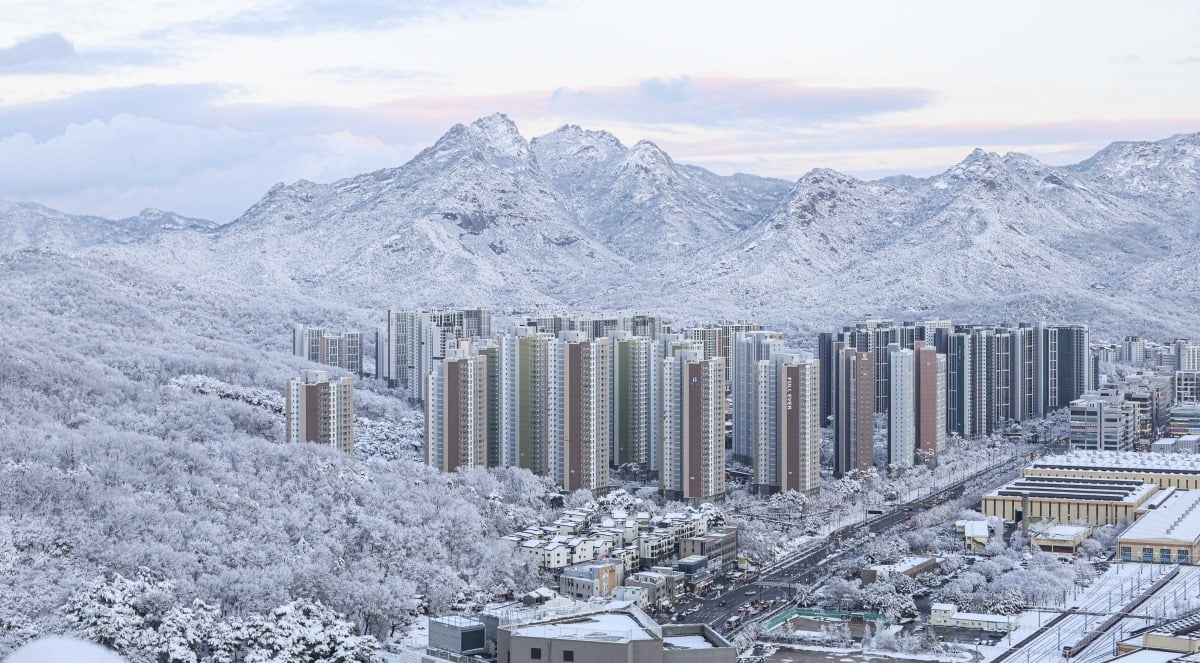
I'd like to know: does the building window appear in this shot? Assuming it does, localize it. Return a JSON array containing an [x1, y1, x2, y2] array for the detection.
[[563, 651, 574, 662], [1120, 546, 1131, 561], [1181, 550, 1190, 564], [1143, 547, 1154, 563], [530, 647, 542, 660], [1162, 548, 1172, 564]]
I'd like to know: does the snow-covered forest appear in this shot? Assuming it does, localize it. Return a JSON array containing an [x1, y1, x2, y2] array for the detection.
[[0, 250, 556, 660]]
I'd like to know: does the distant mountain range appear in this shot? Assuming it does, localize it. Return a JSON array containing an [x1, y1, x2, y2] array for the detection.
[[3, 114, 1197, 338]]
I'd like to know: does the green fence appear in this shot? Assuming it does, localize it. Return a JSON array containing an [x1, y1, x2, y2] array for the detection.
[[764, 607, 887, 630]]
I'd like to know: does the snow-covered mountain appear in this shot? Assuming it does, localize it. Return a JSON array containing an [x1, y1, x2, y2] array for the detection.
[[3, 115, 1196, 336], [0, 201, 217, 250]]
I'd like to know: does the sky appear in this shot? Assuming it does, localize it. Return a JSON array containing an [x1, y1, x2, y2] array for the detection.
[[1, 0, 1198, 221]]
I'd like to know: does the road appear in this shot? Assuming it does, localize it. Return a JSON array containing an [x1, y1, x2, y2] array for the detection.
[[681, 450, 1031, 635]]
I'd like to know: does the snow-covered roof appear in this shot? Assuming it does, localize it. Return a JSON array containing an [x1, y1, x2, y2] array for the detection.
[[931, 603, 957, 612], [988, 475, 1156, 503], [508, 611, 656, 643], [1029, 450, 1200, 475], [868, 556, 934, 573], [954, 612, 1017, 624], [956, 520, 990, 537], [663, 634, 715, 649], [1121, 490, 1200, 545], [1029, 523, 1091, 540]]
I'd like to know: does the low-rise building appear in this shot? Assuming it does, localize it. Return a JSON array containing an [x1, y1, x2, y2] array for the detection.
[[1171, 404, 1200, 436], [679, 527, 739, 573], [983, 475, 1158, 526], [498, 606, 736, 663], [1119, 489, 1200, 564], [956, 520, 991, 552], [559, 559, 624, 599], [930, 603, 1018, 633], [861, 556, 938, 584], [1028, 522, 1093, 554]]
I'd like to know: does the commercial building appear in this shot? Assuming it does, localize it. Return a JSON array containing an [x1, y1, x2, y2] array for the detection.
[[1028, 522, 1093, 554], [293, 325, 363, 376], [833, 344, 874, 477], [428, 616, 487, 657], [749, 351, 821, 494], [678, 527, 739, 574], [860, 556, 938, 584], [425, 345, 489, 472], [659, 348, 726, 503], [1118, 490, 1200, 564], [981, 475, 1157, 526], [284, 370, 354, 455], [1177, 371, 1200, 405], [497, 606, 735, 663], [1069, 389, 1136, 451], [1170, 404, 1200, 436]]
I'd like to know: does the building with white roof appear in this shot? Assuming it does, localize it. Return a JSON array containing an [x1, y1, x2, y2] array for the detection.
[[930, 603, 1018, 633], [983, 475, 1158, 525], [1119, 490, 1200, 564], [1022, 451, 1200, 491], [497, 604, 735, 663]]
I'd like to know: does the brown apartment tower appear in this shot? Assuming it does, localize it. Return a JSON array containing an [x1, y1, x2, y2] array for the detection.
[[425, 346, 489, 472], [914, 341, 947, 457], [833, 344, 874, 477], [285, 369, 355, 455]]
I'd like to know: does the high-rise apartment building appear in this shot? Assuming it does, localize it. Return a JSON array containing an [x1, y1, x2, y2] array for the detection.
[[425, 345, 489, 472], [731, 330, 786, 463], [284, 370, 354, 455], [659, 348, 726, 503], [378, 308, 492, 400], [750, 352, 820, 494], [887, 345, 915, 467], [556, 331, 612, 492], [293, 326, 363, 376], [834, 344, 874, 477], [913, 341, 947, 457], [610, 332, 654, 468]]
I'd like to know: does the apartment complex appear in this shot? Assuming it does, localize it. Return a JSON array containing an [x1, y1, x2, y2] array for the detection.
[[377, 308, 491, 399], [292, 325, 363, 376], [284, 370, 354, 455]]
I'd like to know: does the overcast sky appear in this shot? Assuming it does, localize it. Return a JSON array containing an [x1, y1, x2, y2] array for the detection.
[[2, 0, 1198, 220]]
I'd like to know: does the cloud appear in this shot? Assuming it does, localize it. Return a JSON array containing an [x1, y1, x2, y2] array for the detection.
[[172, 0, 538, 36], [1176, 56, 1200, 65], [543, 76, 934, 127], [0, 115, 413, 221], [0, 32, 161, 74]]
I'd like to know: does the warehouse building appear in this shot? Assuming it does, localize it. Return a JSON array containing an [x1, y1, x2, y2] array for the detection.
[[1118, 490, 1200, 564], [982, 475, 1157, 526], [1021, 451, 1200, 491]]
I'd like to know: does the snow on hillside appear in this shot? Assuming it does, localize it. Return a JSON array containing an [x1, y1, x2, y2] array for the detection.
[[2, 119, 1195, 336]]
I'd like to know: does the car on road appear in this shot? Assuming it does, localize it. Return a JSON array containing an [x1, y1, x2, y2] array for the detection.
[[745, 590, 757, 595]]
